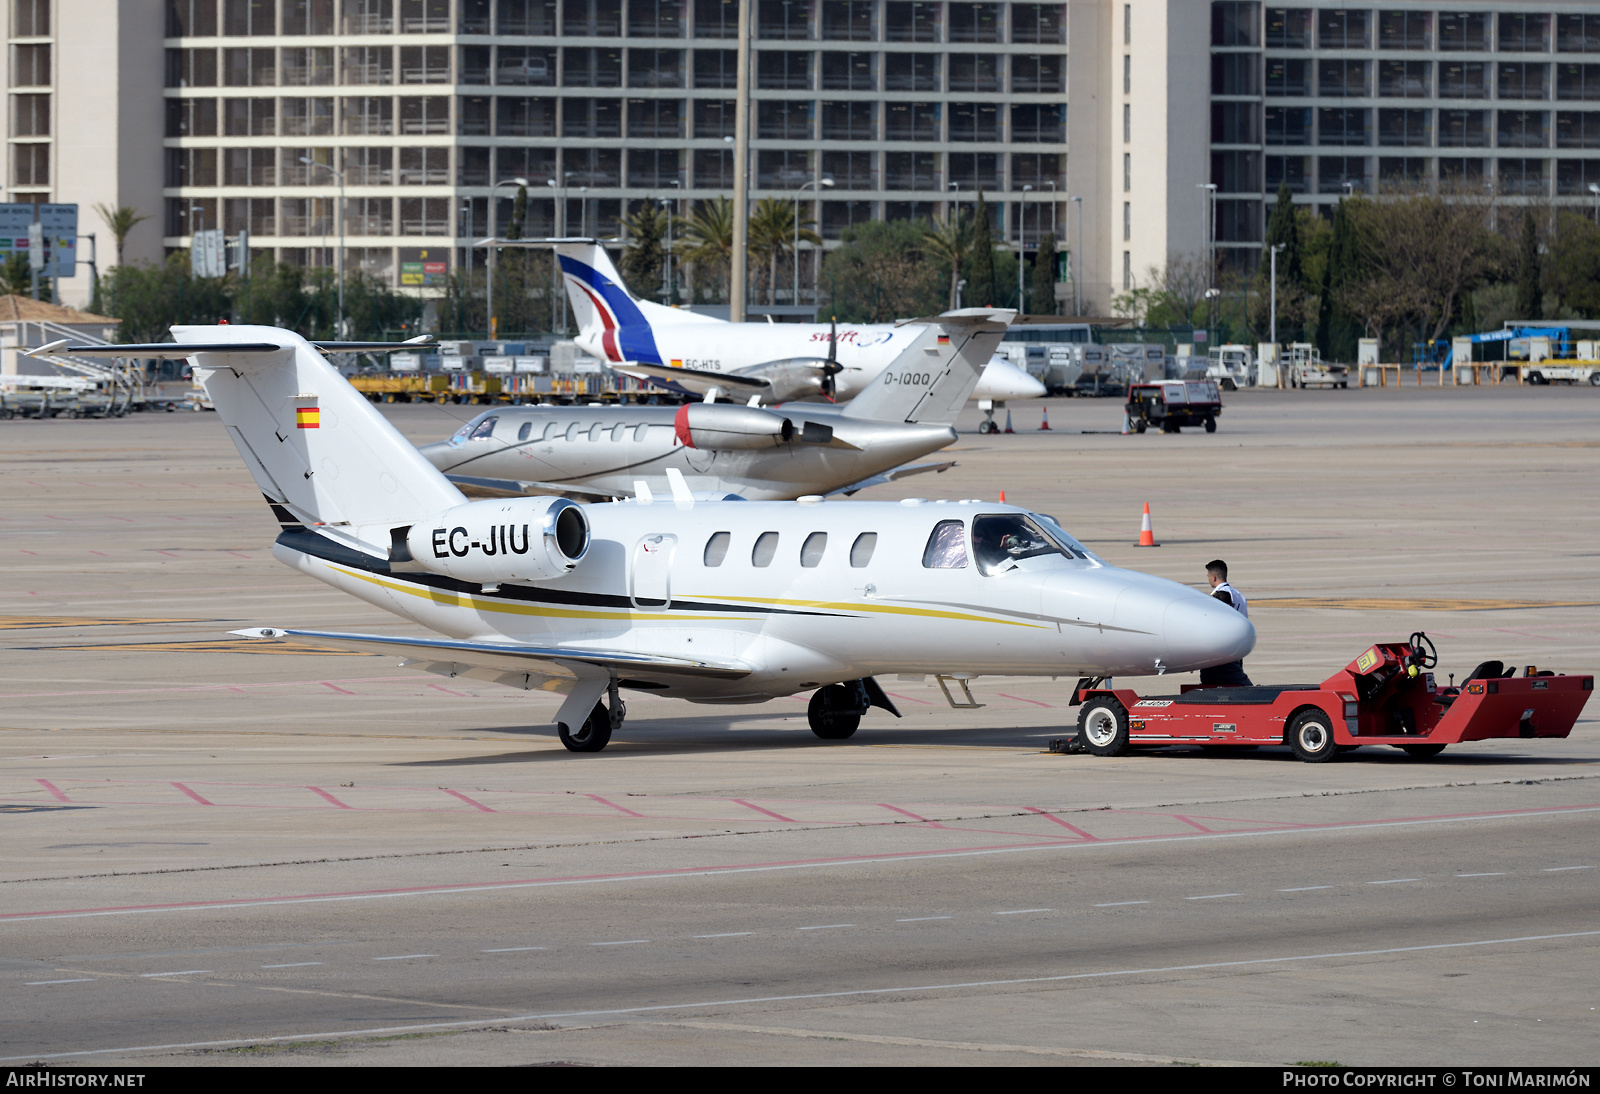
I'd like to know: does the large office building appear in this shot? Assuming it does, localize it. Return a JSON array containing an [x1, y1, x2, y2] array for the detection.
[[7, 1, 1600, 316]]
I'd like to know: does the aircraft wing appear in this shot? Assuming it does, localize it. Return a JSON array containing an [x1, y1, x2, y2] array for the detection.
[[228, 627, 750, 692], [446, 474, 627, 503], [614, 362, 773, 396], [831, 460, 957, 497]]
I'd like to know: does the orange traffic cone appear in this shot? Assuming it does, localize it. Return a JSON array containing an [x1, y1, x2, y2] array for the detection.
[[1120, 412, 1132, 435], [1134, 502, 1159, 547], [1039, 406, 1051, 430], [999, 490, 1006, 503], [1003, 410, 1014, 434]]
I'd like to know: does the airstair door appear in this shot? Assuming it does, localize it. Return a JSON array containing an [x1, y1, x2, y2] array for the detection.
[[630, 533, 677, 610]]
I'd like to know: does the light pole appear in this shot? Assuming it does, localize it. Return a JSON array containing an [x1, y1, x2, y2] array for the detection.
[[1197, 182, 1217, 292], [1269, 242, 1285, 346], [301, 157, 346, 336], [546, 178, 565, 333], [1071, 195, 1083, 316], [1590, 182, 1600, 225], [794, 177, 832, 307], [955, 277, 967, 308], [485, 176, 529, 341], [658, 195, 674, 304], [1017, 183, 1032, 311], [578, 185, 589, 239]]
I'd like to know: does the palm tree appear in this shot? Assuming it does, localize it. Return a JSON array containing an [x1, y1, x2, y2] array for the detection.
[[921, 212, 971, 309], [681, 197, 735, 303], [94, 204, 152, 266], [747, 198, 821, 305]]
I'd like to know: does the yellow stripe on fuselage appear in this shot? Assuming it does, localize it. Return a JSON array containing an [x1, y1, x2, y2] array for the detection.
[[693, 594, 1048, 629], [328, 565, 727, 622]]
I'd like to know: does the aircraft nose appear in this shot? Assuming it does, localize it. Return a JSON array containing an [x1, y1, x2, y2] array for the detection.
[[977, 361, 1047, 400], [1161, 596, 1256, 672], [417, 441, 456, 470]]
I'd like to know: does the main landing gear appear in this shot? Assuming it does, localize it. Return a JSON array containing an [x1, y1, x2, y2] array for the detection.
[[559, 682, 626, 753], [808, 678, 901, 740]]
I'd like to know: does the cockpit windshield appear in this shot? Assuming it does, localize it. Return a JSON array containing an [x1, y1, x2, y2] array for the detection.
[[972, 513, 1075, 575], [450, 414, 498, 444], [1031, 513, 1098, 563]]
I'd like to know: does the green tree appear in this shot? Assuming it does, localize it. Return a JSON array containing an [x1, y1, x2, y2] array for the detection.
[[101, 254, 233, 343], [1544, 211, 1600, 317], [94, 204, 152, 267], [1317, 199, 1361, 361], [818, 220, 944, 323], [682, 197, 735, 303], [619, 202, 668, 301], [1515, 209, 1542, 320], [747, 197, 820, 305], [0, 252, 31, 297], [1250, 185, 1313, 342], [1030, 231, 1058, 315], [968, 191, 996, 307], [920, 211, 970, 309]]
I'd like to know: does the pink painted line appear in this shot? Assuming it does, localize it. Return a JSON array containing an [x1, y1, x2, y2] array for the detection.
[[321, 682, 354, 695], [877, 802, 949, 829], [586, 793, 646, 818], [731, 798, 795, 823], [171, 782, 214, 806], [427, 683, 468, 697], [227, 552, 251, 559], [1023, 806, 1099, 840], [108, 516, 134, 523], [20, 550, 37, 556], [1167, 814, 1215, 834], [17, 799, 1600, 925], [885, 691, 935, 705], [998, 692, 1052, 708], [89, 551, 109, 557], [306, 787, 353, 809], [440, 788, 494, 813], [36, 779, 70, 803], [0, 675, 416, 700], [157, 551, 180, 558], [43, 515, 70, 522]]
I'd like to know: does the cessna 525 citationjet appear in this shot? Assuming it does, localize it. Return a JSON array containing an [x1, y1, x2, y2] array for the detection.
[[48, 323, 1254, 754], [420, 311, 1012, 502]]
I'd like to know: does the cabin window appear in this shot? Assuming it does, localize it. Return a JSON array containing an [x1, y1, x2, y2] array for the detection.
[[565, 421, 582, 440], [922, 520, 968, 568], [703, 530, 730, 566], [752, 531, 779, 566], [634, 423, 649, 442], [972, 513, 1071, 575], [612, 422, 627, 441], [800, 531, 827, 567], [589, 423, 605, 441], [469, 415, 498, 440], [517, 420, 533, 441], [849, 532, 877, 567]]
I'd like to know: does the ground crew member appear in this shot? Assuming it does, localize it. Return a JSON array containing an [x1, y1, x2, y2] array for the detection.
[[1201, 559, 1252, 687]]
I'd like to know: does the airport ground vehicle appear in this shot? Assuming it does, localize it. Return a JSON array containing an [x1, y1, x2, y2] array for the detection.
[[1205, 344, 1255, 390], [1125, 381, 1223, 433], [1285, 344, 1349, 389], [1522, 361, 1600, 386], [1068, 634, 1592, 763]]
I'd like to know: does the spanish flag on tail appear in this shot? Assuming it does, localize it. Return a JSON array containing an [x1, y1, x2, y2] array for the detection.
[[292, 395, 319, 429]]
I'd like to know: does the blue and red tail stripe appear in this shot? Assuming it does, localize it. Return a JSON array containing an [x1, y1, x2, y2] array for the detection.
[[558, 255, 664, 365]]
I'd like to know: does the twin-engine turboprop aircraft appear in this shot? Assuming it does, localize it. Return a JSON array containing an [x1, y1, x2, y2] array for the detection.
[[50, 326, 1254, 754], [420, 311, 1011, 502], [495, 239, 1046, 406]]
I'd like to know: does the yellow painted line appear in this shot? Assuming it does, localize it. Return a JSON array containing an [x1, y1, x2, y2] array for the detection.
[[1255, 598, 1600, 612], [698, 594, 1046, 629], [41, 640, 374, 656], [330, 565, 752, 623], [0, 617, 199, 631]]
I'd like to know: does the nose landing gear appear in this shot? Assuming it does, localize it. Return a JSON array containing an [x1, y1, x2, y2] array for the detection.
[[558, 680, 626, 753]]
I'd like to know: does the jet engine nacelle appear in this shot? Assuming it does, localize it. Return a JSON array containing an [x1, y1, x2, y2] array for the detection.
[[403, 496, 589, 584], [674, 403, 794, 450]]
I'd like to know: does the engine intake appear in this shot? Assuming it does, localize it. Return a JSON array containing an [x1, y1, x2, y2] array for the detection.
[[405, 496, 588, 585], [674, 403, 793, 450]]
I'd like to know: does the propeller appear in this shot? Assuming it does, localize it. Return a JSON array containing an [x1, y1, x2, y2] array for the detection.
[[820, 316, 844, 400]]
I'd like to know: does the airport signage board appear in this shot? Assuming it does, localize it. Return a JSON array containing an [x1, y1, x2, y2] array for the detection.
[[0, 203, 76, 277], [513, 356, 545, 373], [390, 353, 421, 371], [399, 247, 448, 287], [482, 356, 513, 374], [192, 229, 226, 279]]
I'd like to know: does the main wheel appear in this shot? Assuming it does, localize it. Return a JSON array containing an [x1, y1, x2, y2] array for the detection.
[[558, 701, 613, 753], [1221, 378, 1237, 391], [1589, 372, 1600, 387], [1078, 697, 1129, 757], [1399, 743, 1446, 759], [1134, 419, 1147, 433], [808, 685, 860, 740], [1203, 417, 1216, 433], [1161, 420, 1180, 433], [1287, 709, 1339, 763]]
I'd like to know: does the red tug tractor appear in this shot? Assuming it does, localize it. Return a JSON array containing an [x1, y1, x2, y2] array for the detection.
[[1067, 633, 1593, 762]]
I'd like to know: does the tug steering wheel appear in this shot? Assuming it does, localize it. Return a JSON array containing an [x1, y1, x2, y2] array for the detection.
[[1407, 631, 1438, 672]]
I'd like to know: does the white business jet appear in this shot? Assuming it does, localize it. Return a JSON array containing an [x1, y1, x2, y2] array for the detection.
[[501, 238, 1045, 406], [47, 325, 1253, 754]]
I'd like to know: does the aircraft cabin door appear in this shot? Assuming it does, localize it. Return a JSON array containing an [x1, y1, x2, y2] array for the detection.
[[630, 533, 677, 610]]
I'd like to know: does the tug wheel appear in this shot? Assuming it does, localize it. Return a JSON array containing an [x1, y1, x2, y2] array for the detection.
[[559, 702, 613, 753], [1288, 709, 1339, 763], [808, 685, 860, 740], [1078, 697, 1129, 757], [1204, 417, 1216, 433], [1399, 743, 1446, 759]]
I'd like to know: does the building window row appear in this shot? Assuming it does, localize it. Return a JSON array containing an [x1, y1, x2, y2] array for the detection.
[[1255, 154, 1599, 198], [163, 0, 1066, 44], [1254, 9, 1600, 54], [163, 144, 1063, 190], [1256, 58, 1600, 101], [1252, 106, 1600, 150], [164, 92, 1062, 139], [162, 44, 1065, 91]]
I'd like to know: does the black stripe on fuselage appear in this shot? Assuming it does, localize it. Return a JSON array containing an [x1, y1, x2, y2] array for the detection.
[[274, 526, 840, 618]]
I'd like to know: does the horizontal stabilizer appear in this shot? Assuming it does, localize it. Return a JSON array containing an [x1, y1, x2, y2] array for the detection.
[[447, 474, 627, 502], [831, 460, 956, 497], [229, 628, 750, 691], [29, 341, 285, 359]]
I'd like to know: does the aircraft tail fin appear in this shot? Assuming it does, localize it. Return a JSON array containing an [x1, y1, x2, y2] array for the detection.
[[545, 238, 717, 365], [174, 325, 465, 558], [841, 309, 1015, 424]]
